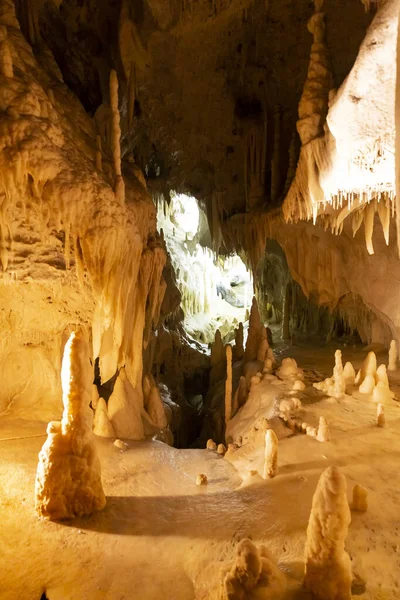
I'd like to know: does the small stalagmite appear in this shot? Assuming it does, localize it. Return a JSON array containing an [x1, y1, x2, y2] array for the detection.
[[244, 297, 263, 363], [359, 374, 375, 395], [316, 416, 330, 442], [303, 466, 352, 600], [35, 331, 106, 520], [93, 397, 115, 438], [343, 361, 356, 387], [372, 381, 393, 404], [196, 474, 207, 485], [263, 429, 278, 479], [217, 443, 226, 455], [388, 340, 398, 371], [351, 484, 368, 512], [206, 439, 217, 450], [377, 403, 385, 427], [355, 351, 377, 386], [225, 344, 233, 424], [375, 364, 389, 386]]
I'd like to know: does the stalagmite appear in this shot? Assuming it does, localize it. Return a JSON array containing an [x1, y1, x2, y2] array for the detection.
[[351, 484, 368, 512], [217, 443, 226, 455], [108, 368, 145, 440], [388, 340, 398, 371], [35, 332, 106, 520], [109, 69, 125, 205], [206, 439, 217, 450], [359, 374, 375, 394], [257, 338, 269, 362], [343, 361, 356, 386], [244, 297, 263, 363], [375, 364, 389, 386], [372, 381, 393, 404], [355, 351, 377, 385], [263, 429, 278, 479], [332, 349, 346, 398], [93, 397, 115, 438], [304, 466, 352, 600], [316, 416, 330, 442], [225, 344, 233, 424], [377, 403, 385, 427]]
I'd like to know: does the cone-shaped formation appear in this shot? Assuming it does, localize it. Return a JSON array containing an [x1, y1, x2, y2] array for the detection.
[[222, 538, 286, 599], [377, 403, 385, 427], [314, 350, 347, 398], [35, 331, 106, 520], [304, 466, 352, 600], [225, 344, 233, 424], [355, 351, 377, 386], [232, 376, 248, 414], [263, 429, 278, 479], [351, 484, 368, 512], [343, 361, 356, 386], [244, 297, 263, 363], [93, 397, 115, 438], [317, 416, 330, 442], [108, 368, 145, 440]]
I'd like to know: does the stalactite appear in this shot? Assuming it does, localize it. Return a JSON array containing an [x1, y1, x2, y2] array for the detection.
[[271, 106, 281, 202], [109, 69, 125, 205], [364, 200, 376, 255]]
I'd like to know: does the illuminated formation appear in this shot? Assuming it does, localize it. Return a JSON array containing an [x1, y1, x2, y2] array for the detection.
[[35, 332, 106, 520]]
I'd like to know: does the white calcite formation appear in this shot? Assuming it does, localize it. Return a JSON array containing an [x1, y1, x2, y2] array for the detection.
[[93, 397, 115, 438], [314, 349, 346, 398], [343, 361, 356, 387], [316, 416, 331, 442], [35, 331, 106, 520], [351, 484, 368, 512], [304, 466, 352, 600], [276, 357, 304, 381], [222, 538, 286, 599], [263, 429, 278, 479], [355, 351, 377, 387], [377, 403, 385, 427]]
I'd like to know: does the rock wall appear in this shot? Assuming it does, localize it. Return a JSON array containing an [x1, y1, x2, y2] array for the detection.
[[0, 0, 166, 419]]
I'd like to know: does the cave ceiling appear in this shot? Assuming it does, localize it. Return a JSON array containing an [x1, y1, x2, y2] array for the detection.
[[23, 0, 373, 217]]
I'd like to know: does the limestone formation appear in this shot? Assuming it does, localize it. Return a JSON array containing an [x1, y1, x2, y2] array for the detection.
[[343, 361, 356, 387], [217, 443, 226, 455], [108, 368, 145, 440], [206, 439, 217, 450], [225, 344, 233, 423], [351, 484, 368, 512], [314, 349, 346, 398], [244, 297, 263, 363], [355, 351, 377, 386], [359, 374, 375, 395], [35, 331, 106, 520], [222, 538, 286, 599], [232, 376, 248, 414], [316, 416, 330, 442], [304, 466, 352, 600], [93, 397, 115, 438], [377, 403, 385, 427], [109, 69, 125, 205], [263, 429, 278, 479]]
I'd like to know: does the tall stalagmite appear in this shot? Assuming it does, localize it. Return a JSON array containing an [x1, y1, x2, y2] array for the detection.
[[35, 331, 106, 520]]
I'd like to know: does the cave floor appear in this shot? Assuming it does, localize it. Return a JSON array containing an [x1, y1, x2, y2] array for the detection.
[[1, 344, 400, 600]]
